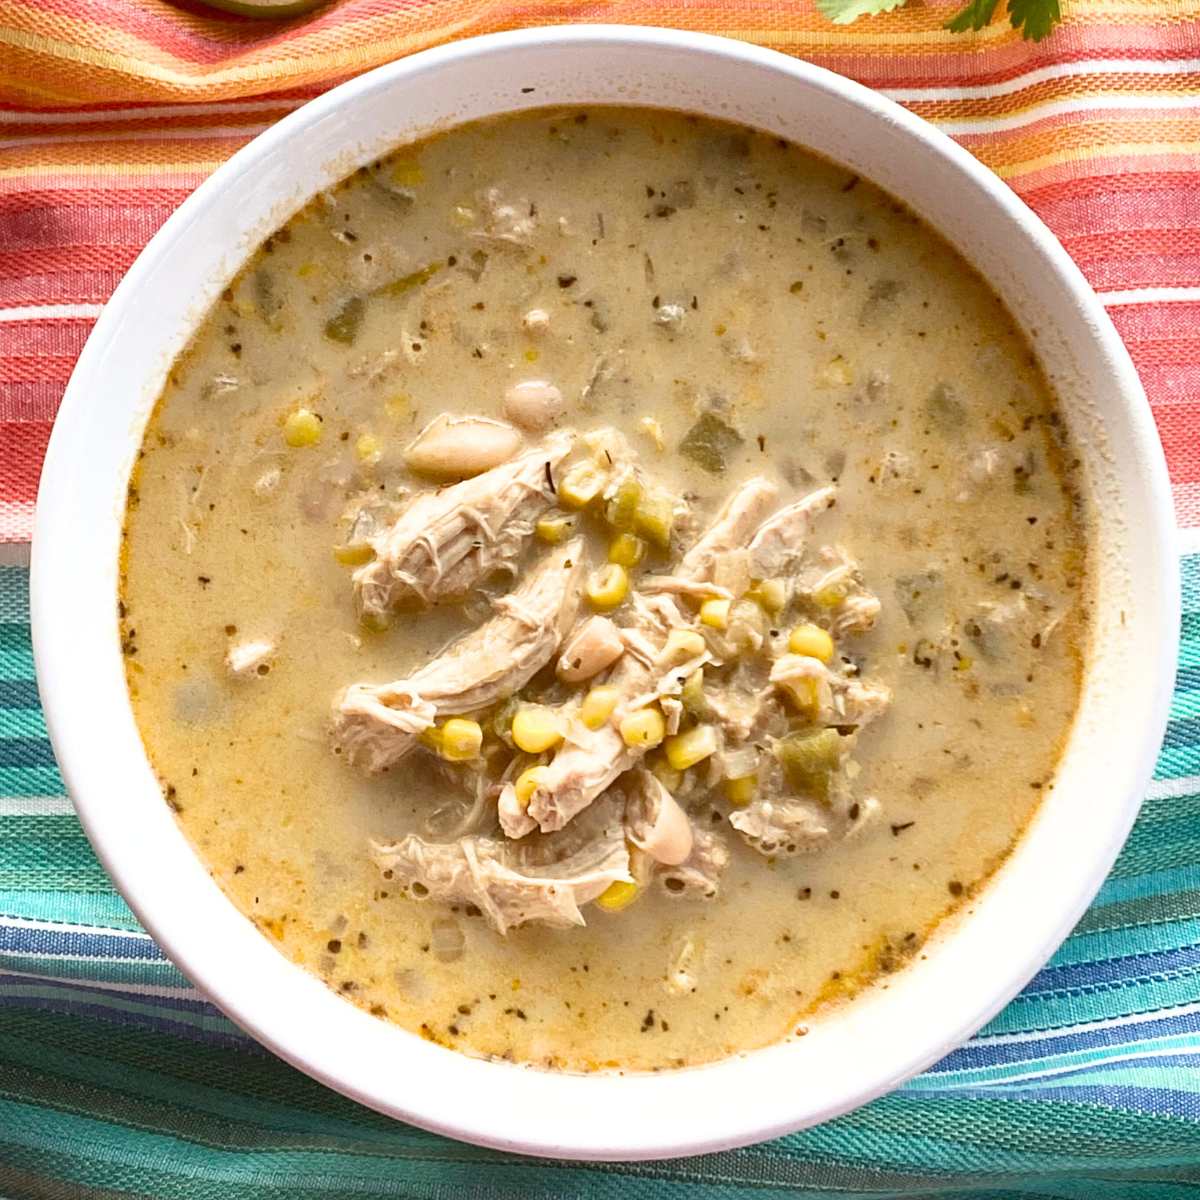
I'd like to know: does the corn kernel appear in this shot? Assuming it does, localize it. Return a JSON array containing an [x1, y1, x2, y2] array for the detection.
[[724, 773, 758, 806], [619, 707, 666, 750], [440, 718, 482, 762], [788, 623, 835, 663], [749, 578, 787, 614], [333, 543, 374, 566], [661, 629, 706, 663], [283, 408, 322, 448], [608, 532, 646, 567], [700, 597, 731, 630], [559, 462, 607, 509], [360, 611, 392, 634], [355, 433, 382, 464], [385, 392, 411, 420], [595, 879, 640, 912], [665, 724, 719, 771], [511, 705, 563, 754], [535, 515, 575, 544], [814, 580, 848, 608], [514, 765, 549, 809], [580, 685, 620, 730], [419, 725, 444, 753], [640, 416, 665, 451], [586, 563, 629, 611]]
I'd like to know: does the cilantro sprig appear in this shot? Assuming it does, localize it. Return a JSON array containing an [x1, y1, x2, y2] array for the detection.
[[816, 0, 1063, 42]]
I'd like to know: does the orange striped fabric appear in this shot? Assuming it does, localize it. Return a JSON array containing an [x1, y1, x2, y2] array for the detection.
[[2, 0, 1200, 543]]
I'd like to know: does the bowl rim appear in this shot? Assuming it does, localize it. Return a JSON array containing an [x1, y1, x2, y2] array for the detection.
[[31, 23, 1179, 1161]]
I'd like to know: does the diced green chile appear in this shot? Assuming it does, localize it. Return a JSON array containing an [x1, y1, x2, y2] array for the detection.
[[925, 383, 965, 431], [491, 696, 520, 742], [324, 296, 365, 345], [681, 670, 715, 720], [634, 488, 675, 548], [253, 270, 283, 326], [606, 477, 642, 531], [894, 570, 944, 625], [376, 261, 442, 298], [680, 411, 743, 473], [775, 728, 843, 802]]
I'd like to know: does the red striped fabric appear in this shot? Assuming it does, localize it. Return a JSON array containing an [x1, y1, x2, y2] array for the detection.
[[3, 1, 1200, 540]]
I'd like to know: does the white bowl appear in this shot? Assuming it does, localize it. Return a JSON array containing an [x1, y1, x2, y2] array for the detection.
[[32, 25, 1178, 1161]]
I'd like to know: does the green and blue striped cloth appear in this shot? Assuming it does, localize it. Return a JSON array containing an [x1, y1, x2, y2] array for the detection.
[[1, 554, 1198, 1197]]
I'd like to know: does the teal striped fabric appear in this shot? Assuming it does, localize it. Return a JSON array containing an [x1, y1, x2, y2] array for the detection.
[[2, 555, 1198, 1197]]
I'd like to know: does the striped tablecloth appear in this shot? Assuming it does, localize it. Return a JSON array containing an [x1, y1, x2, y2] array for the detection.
[[2, 2, 1199, 1195]]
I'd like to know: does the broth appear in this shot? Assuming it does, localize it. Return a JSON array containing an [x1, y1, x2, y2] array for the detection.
[[120, 108, 1089, 1072]]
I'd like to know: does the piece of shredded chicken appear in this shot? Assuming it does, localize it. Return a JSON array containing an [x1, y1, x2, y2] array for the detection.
[[334, 540, 585, 771], [557, 615, 625, 683], [503, 480, 790, 839], [729, 797, 831, 857], [353, 430, 574, 616], [656, 828, 730, 899], [642, 476, 780, 598], [747, 485, 836, 578], [225, 638, 275, 677], [371, 794, 629, 934]]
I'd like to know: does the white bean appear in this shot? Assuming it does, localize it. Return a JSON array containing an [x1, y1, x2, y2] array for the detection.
[[503, 379, 564, 432], [403, 413, 522, 479]]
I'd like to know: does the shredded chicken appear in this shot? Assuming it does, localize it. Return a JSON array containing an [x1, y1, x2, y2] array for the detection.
[[705, 682, 773, 742], [676, 476, 780, 583], [334, 540, 585, 771], [834, 592, 882, 636], [747, 485, 836, 578], [639, 577, 733, 601], [657, 828, 730, 899], [504, 590, 713, 838], [729, 797, 831, 856], [226, 638, 275, 677], [557, 615, 625, 683], [470, 187, 538, 248], [660, 696, 684, 735], [372, 796, 629, 934], [500, 483, 787, 838], [500, 599, 673, 837], [353, 431, 574, 616], [330, 423, 894, 932]]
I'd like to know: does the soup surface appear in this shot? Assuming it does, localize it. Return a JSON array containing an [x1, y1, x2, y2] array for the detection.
[[121, 108, 1090, 1072]]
